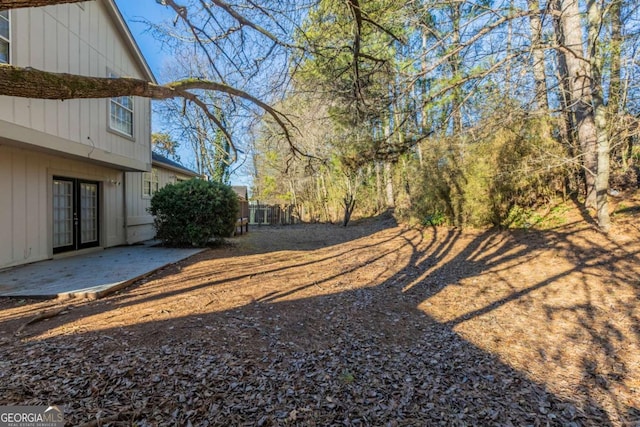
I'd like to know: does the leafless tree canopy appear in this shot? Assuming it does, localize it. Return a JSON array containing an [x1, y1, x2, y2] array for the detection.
[[1, 0, 639, 229]]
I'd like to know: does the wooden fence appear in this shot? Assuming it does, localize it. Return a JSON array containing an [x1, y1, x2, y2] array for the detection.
[[249, 203, 298, 225], [238, 199, 249, 219]]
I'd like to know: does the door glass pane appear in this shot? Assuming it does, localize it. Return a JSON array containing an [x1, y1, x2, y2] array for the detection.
[[0, 10, 8, 64], [53, 180, 73, 248], [80, 183, 98, 244], [0, 40, 8, 64], [0, 14, 8, 40]]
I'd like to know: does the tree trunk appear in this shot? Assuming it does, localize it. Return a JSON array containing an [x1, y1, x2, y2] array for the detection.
[[449, 4, 463, 134], [318, 173, 330, 222], [608, 0, 629, 167], [505, 1, 513, 97], [594, 104, 611, 231], [0, 0, 88, 8], [527, 0, 549, 112], [551, 0, 575, 147], [401, 157, 412, 209], [418, 30, 428, 170], [558, 0, 598, 208], [587, 0, 611, 231], [342, 194, 356, 226], [375, 162, 383, 213], [608, 0, 623, 116], [384, 161, 395, 208]]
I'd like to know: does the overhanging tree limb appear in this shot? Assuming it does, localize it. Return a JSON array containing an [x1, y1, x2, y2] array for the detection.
[[0, 64, 299, 156], [0, 0, 88, 7]]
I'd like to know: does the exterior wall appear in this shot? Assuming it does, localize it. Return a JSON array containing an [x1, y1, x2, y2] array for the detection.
[[0, 144, 125, 269], [0, 1, 152, 171], [0, 1, 154, 270], [125, 167, 195, 244]]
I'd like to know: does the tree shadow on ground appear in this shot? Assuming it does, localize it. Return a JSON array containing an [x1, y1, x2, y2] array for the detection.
[[1, 218, 639, 426], [0, 214, 398, 328]]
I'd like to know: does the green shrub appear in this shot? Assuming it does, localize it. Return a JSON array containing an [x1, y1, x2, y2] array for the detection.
[[423, 212, 446, 226], [411, 114, 569, 228], [149, 179, 239, 246]]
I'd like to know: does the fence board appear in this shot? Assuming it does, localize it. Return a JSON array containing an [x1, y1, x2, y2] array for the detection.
[[249, 203, 297, 225]]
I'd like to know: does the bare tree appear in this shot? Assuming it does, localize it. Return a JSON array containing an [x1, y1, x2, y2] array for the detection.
[[152, 132, 181, 161], [0, 0, 299, 156], [556, 0, 599, 210], [527, 0, 549, 113], [6, 0, 637, 231]]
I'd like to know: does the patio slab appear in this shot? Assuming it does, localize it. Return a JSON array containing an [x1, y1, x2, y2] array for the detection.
[[0, 242, 204, 299]]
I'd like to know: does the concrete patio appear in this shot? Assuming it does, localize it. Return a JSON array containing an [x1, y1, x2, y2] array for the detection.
[[0, 242, 204, 299]]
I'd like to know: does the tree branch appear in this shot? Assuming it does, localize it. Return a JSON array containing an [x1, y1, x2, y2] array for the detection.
[[346, 0, 364, 105], [0, 64, 296, 154], [0, 0, 89, 7]]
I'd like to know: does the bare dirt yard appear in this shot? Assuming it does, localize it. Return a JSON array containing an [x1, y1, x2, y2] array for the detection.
[[1, 199, 639, 426]]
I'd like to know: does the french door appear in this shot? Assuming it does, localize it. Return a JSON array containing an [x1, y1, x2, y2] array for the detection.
[[52, 177, 100, 254]]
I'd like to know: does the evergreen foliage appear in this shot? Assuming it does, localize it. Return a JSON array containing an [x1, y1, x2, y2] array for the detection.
[[412, 114, 569, 227], [149, 179, 239, 246]]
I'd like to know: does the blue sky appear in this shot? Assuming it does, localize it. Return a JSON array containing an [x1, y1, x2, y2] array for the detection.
[[114, 0, 170, 78], [114, 1, 252, 187]]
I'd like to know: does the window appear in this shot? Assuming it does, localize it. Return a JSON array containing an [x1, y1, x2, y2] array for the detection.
[[142, 168, 159, 197], [0, 10, 9, 64], [108, 71, 134, 137]]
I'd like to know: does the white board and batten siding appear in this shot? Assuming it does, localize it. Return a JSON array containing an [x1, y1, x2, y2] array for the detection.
[[0, 1, 152, 169], [0, 145, 126, 269], [0, 1, 154, 269]]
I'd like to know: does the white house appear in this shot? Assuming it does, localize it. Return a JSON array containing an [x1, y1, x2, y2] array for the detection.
[[0, 0, 156, 269]]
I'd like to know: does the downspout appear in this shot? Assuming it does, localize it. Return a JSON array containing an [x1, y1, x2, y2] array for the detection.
[[122, 172, 128, 244]]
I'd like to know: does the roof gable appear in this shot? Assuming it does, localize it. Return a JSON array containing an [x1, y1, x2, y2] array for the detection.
[[104, 0, 156, 83]]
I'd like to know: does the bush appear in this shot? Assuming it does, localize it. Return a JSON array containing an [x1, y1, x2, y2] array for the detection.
[[423, 212, 446, 226], [149, 179, 239, 246], [411, 113, 569, 228]]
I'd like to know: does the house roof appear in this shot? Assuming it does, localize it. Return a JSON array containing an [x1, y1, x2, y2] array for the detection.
[[152, 152, 199, 177], [231, 186, 248, 201], [104, 0, 156, 83]]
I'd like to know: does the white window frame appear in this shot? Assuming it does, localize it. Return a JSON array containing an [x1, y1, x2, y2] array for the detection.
[[0, 10, 10, 64], [142, 168, 159, 198], [108, 70, 134, 138]]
